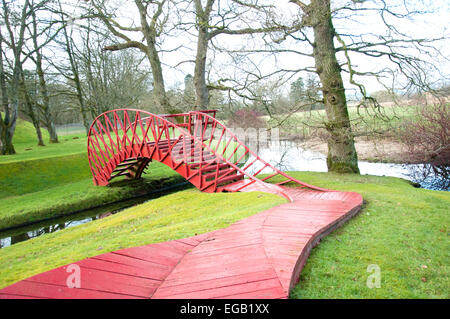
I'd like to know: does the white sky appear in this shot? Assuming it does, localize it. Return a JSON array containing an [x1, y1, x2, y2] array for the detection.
[[58, 0, 450, 97]]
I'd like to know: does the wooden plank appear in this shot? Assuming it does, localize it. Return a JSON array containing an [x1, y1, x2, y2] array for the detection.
[[25, 266, 158, 297], [155, 278, 282, 299], [0, 280, 142, 299], [152, 269, 278, 298]]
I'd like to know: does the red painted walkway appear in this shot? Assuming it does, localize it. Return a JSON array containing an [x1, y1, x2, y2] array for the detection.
[[0, 186, 362, 299]]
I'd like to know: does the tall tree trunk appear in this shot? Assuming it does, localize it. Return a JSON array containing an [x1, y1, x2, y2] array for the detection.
[[310, 0, 359, 173], [134, 0, 172, 113], [193, 0, 214, 109], [59, 4, 90, 134], [0, 125, 16, 154], [31, 9, 58, 143], [146, 43, 171, 112], [19, 70, 45, 146], [0, 28, 16, 155], [35, 51, 59, 143], [194, 26, 209, 108]]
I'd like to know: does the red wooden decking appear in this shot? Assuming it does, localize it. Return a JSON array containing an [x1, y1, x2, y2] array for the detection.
[[0, 186, 362, 299]]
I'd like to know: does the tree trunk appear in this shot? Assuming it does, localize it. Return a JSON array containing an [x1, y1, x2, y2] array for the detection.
[[0, 30, 16, 155], [60, 11, 90, 135], [32, 10, 58, 143], [145, 43, 171, 112], [35, 50, 59, 143], [310, 0, 359, 173], [19, 69, 45, 146], [193, 0, 214, 109], [194, 26, 209, 109], [0, 16, 17, 154], [0, 124, 16, 155], [134, 0, 172, 113]]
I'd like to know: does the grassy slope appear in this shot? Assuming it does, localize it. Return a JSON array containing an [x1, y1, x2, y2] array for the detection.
[[0, 153, 90, 198], [0, 160, 184, 230], [0, 116, 87, 164], [0, 189, 285, 289]]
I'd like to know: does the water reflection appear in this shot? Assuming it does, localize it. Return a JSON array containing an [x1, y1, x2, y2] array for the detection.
[[245, 140, 448, 191], [0, 207, 126, 248], [0, 182, 191, 248]]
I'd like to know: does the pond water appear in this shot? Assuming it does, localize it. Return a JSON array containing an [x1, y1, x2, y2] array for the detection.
[[245, 140, 448, 191]]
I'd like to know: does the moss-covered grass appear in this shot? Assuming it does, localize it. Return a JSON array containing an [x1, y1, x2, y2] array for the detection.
[[0, 189, 285, 289], [0, 160, 185, 230], [271, 172, 449, 299], [0, 153, 91, 198]]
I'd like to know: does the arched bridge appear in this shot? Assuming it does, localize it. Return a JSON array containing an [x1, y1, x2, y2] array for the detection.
[[87, 109, 328, 201]]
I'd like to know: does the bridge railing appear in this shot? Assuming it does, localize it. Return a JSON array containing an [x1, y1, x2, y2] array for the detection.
[[186, 111, 328, 192], [87, 108, 327, 193]]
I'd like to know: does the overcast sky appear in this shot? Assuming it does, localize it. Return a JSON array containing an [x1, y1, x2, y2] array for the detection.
[[66, 0, 450, 97]]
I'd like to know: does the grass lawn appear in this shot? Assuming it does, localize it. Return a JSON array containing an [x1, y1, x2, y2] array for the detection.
[[0, 116, 87, 164], [0, 189, 285, 289], [0, 159, 185, 230], [277, 172, 449, 299]]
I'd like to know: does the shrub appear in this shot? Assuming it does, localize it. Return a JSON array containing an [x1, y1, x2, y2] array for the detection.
[[399, 103, 449, 189], [227, 109, 266, 129]]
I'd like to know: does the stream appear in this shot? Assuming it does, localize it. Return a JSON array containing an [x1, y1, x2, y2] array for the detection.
[[0, 182, 190, 249]]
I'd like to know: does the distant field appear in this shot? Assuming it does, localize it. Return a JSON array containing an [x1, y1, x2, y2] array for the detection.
[[265, 104, 420, 139], [55, 123, 86, 136], [0, 117, 87, 164]]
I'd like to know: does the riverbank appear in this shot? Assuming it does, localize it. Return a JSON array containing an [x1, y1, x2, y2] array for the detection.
[[300, 137, 408, 163], [0, 151, 186, 230], [0, 189, 285, 289]]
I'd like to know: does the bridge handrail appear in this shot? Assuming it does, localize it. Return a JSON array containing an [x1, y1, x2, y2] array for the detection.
[[87, 109, 278, 193], [188, 111, 330, 192], [87, 108, 329, 195]]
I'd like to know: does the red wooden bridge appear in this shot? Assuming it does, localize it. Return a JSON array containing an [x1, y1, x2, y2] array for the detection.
[[0, 109, 363, 299], [86, 109, 328, 199]]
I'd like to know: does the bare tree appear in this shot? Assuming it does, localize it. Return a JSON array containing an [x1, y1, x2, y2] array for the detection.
[[89, 0, 175, 113], [78, 38, 152, 116], [0, 0, 31, 154], [0, 25, 16, 154], [55, 2, 91, 134], [29, 5, 58, 143], [210, 0, 448, 173], [190, 0, 299, 108], [292, 0, 359, 172], [19, 67, 45, 146], [400, 102, 449, 190]]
